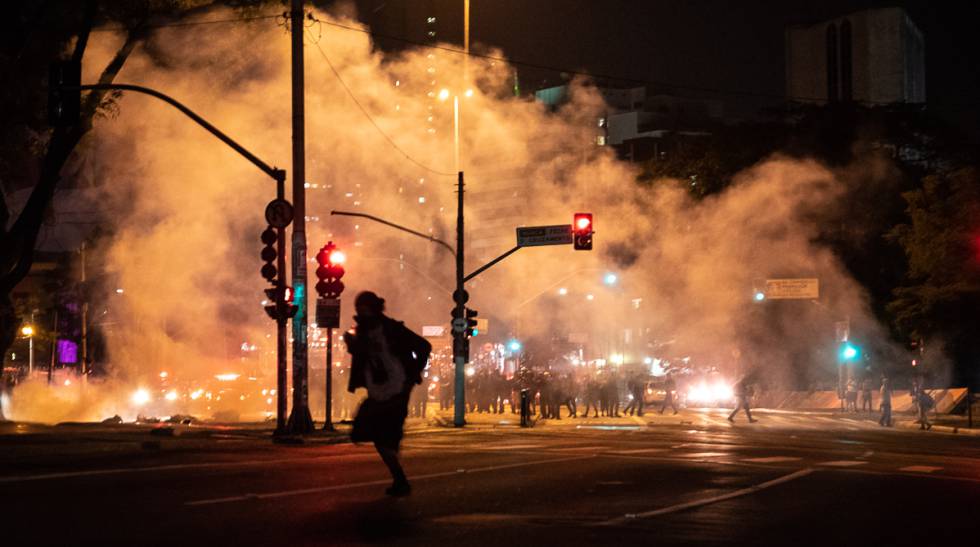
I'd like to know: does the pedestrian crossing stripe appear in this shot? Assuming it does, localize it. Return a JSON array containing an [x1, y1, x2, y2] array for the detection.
[[899, 465, 942, 473], [818, 460, 867, 467], [742, 457, 802, 463]]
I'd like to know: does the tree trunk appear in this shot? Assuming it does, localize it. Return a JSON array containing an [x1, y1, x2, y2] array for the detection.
[[0, 5, 143, 382]]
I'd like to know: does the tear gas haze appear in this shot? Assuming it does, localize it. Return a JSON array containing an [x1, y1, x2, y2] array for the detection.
[[5, 5, 908, 422]]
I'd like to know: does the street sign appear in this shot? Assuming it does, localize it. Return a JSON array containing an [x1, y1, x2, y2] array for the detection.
[[451, 318, 466, 332], [315, 298, 341, 328], [265, 199, 294, 229], [474, 317, 489, 335], [764, 278, 819, 300], [516, 224, 573, 247], [422, 325, 447, 337]]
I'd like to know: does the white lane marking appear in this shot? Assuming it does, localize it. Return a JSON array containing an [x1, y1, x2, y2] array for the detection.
[[818, 460, 868, 467], [552, 446, 609, 452], [678, 452, 728, 458], [742, 457, 802, 464], [598, 468, 815, 525], [0, 451, 373, 484], [611, 448, 668, 455], [858, 450, 874, 459], [185, 454, 595, 507], [899, 465, 942, 473], [482, 444, 546, 450]]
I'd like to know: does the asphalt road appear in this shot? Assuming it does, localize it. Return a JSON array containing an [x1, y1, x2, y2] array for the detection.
[[2, 411, 979, 546]]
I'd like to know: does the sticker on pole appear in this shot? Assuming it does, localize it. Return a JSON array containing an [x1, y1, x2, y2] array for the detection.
[[315, 298, 341, 328], [516, 224, 573, 247], [451, 318, 467, 333], [764, 278, 819, 300], [265, 199, 294, 229]]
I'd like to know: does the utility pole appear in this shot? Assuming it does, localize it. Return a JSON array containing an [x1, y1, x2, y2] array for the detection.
[[79, 242, 88, 381], [453, 171, 466, 427], [286, 0, 313, 434]]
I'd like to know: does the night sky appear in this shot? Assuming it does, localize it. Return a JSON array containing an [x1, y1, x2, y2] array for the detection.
[[353, 0, 980, 138]]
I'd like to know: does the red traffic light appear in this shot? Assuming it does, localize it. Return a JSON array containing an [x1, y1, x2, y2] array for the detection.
[[315, 241, 346, 298], [573, 213, 593, 251]]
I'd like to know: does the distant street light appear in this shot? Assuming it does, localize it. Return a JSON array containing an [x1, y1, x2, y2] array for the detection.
[[558, 287, 568, 296], [604, 273, 618, 285], [754, 291, 766, 302], [507, 340, 522, 352], [21, 325, 34, 374]]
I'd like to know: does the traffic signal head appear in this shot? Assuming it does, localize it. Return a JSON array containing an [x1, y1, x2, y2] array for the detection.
[[465, 308, 478, 338], [260, 226, 278, 283], [315, 241, 346, 298], [840, 342, 860, 361], [573, 213, 593, 251]]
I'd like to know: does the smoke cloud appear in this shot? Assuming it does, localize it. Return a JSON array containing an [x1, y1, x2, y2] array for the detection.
[[7, 4, 906, 421]]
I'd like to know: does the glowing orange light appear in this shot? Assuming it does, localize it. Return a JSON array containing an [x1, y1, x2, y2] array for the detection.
[[329, 250, 346, 265]]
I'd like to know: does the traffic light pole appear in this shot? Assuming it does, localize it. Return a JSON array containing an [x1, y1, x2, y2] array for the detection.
[[453, 171, 467, 427], [286, 0, 313, 435], [275, 177, 289, 434], [66, 82, 293, 434], [324, 326, 335, 430]]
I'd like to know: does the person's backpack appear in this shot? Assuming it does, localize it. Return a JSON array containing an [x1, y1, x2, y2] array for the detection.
[[920, 391, 935, 410]]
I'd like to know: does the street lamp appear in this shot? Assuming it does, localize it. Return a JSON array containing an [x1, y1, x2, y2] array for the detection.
[[603, 272, 618, 285], [438, 88, 473, 173], [20, 325, 34, 374]]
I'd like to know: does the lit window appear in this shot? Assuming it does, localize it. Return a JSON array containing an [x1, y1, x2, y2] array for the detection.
[[427, 31, 436, 37], [598, 117, 606, 127], [427, 17, 436, 24], [596, 135, 606, 146]]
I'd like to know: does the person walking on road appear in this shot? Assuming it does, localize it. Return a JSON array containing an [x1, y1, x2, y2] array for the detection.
[[728, 377, 757, 423], [916, 388, 934, 430], [344, 291, 432, 497], [878, 376, 893, 427]]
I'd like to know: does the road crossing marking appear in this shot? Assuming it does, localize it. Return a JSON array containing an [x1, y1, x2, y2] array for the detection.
[[184, 454, 595, 507], [899, 465, 943, 473], [818, 460, 868, 467], [742, 457, 802, 464], [597, 468, 815, 525]]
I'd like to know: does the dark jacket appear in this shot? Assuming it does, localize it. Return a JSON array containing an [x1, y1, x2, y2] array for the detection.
[[344, 315, 432, 394]]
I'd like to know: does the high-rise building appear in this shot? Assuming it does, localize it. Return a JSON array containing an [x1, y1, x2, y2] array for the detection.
[[785, 7, 925, 105]]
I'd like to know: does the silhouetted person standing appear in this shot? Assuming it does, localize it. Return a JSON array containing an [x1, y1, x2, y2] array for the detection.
[[878, 376, 893, 427], [345, 292, 432, 497], [728, 377, 757, 423]]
